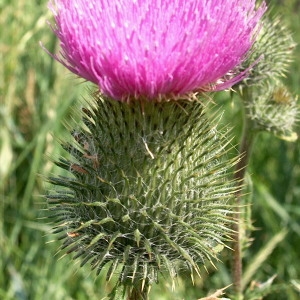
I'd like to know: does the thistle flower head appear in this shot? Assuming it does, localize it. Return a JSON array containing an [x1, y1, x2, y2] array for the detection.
[[48, 0, 266, 101], [47, 98, 240, 297], [235, 12, 299, 141]]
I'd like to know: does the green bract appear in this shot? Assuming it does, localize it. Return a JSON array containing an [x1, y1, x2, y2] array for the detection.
[[47, 95, 239, 298]]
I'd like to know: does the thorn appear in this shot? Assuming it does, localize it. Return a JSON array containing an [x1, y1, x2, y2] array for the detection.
[[142, 138, 155, 159]]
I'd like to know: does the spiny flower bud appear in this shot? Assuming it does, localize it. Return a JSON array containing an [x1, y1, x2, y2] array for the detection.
[[47, 96, 239, 297], [235, 12, 298, 141], [246, 81, 298, 141], [239, 13, 296, 87]]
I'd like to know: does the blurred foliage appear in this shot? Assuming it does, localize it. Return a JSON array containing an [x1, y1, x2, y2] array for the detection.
[[0, 0, 299, 299]]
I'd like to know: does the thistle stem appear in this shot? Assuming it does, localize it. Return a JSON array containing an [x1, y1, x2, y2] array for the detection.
[[232, 109, 256, 299]]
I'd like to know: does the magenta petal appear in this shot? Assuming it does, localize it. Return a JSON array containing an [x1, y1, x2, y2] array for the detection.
[[47, 0, 266, 101]]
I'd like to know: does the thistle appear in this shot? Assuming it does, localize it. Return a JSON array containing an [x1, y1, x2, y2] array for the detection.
[[44, 0, 266, 298]]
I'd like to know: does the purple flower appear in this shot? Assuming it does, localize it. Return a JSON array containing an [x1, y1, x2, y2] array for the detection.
[[48, 0, 266, 101]]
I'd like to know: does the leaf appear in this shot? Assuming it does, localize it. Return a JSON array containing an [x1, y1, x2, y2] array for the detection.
[[134, 228, 142, 247], [198, 284, 232, 300], [291, 279, 300, 293], [242, 229, 287, 290]]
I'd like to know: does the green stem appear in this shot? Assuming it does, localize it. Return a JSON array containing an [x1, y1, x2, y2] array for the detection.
[[232, 110, 256, 299]]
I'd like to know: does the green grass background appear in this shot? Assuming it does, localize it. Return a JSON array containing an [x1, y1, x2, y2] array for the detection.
[[1, 0, 299, 299]]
